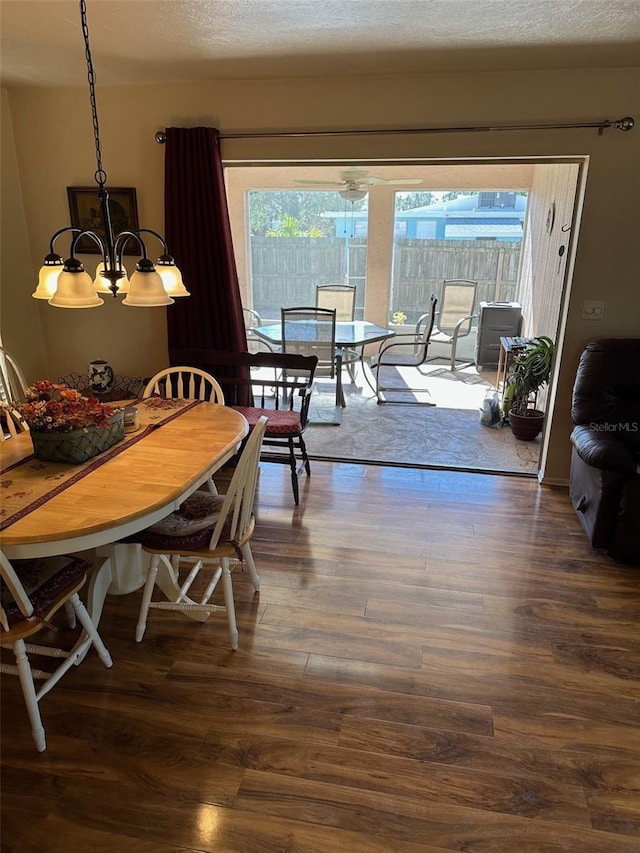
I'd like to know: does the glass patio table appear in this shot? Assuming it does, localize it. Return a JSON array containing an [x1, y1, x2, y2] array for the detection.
[[252, 321, 395, 424]]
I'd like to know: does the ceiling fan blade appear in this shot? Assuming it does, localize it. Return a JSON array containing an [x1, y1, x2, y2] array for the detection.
[[294, 179, 346, 187], [385, 178, 424, 185]]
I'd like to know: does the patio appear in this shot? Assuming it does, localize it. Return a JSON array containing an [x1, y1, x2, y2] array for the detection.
[[304, 356, 541, 476]]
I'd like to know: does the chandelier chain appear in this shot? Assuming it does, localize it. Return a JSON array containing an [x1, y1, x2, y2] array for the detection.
[[80, 0, 106, 187]]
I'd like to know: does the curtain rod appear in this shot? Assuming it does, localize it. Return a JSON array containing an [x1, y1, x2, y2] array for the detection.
[[155, 116, 634, 144]]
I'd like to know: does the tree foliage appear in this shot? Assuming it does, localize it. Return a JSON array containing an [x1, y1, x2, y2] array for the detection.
[[249, 190, 366, 237], [394, 192, 435, 210]]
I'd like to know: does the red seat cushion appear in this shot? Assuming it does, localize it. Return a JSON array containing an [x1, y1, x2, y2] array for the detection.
[[1, 556, 90, 627], [231, 406, 301, 436], [124, 492, 245, 554]]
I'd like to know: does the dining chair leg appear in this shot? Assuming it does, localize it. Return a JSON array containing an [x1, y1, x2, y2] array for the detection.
[[298, 435, 311, 476], [136, 555, 160, 642], [241, 543, 261, 591], [63, 600, 76, 629], [285, 442, 300, 505], [220, 558, 239, 650], [14, 639, 47, 752], [72, 595, 113, 668]]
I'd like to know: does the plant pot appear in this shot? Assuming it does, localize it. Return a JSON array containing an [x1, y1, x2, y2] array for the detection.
[[508, 408, 545, 441], [30, 410, 125, 464]]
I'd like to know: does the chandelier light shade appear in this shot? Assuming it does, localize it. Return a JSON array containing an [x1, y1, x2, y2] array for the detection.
[[32, 257, 64, 299], [36, 0, 186, 309], [122, 265, 175, 307], [48, 261, 104, 309], [94, 262, 130, 294]]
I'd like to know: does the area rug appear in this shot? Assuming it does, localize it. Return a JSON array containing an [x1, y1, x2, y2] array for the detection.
[[304, 361, 541, 476]]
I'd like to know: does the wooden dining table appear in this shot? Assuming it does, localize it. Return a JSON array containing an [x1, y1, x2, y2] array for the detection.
[[0, 400, 248, 625]]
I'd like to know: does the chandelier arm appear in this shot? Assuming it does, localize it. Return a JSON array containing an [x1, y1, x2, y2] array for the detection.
[[49, 226, 82, 256], [136, 228, 168, 253], [69, 229, 105, 258], [114, 230, 148, 262]]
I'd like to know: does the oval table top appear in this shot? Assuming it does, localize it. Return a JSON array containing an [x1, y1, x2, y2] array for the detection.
[[0, 402, 248, 558]]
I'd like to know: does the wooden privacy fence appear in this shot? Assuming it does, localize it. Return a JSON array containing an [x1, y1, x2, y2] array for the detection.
[[250, 237, 521, 323]]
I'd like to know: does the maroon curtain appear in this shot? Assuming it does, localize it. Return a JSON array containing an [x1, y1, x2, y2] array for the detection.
[[164, 127, 247, 356]]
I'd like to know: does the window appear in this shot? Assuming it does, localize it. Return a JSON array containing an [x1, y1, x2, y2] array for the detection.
[[247, 190, 367, 321]]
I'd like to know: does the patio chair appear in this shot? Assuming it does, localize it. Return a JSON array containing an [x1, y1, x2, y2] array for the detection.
[[244, 307, 275, 353], [281, 306, 344, 422], [369, 294, 438, 405], [428, 279, 478, 371], [316, 284, 360, 382], [0, 551, 113, 751]]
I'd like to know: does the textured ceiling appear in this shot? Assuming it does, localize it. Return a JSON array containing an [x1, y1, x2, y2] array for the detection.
[[1, 0, 639, 87]]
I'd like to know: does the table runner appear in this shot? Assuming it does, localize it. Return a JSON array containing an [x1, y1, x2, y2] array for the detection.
[[0, 398, 201, 531]]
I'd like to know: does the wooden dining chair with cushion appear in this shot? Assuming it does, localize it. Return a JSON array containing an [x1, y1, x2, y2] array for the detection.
[[316, 284, 360, 382], [143, 366, 225, 495], [429, 279, 478, 370], [369, 294, 438, 405], [129, 416, 267, 649], [0, 551, 113, 751], [169, 348, 318, 505]]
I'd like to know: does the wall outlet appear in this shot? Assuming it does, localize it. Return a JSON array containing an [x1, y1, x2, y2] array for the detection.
[[583, 300, 605, 320]]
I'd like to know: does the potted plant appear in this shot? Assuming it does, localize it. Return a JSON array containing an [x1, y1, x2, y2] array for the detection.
[[16, 380, 124, 463], [502, 336, 555, 440]]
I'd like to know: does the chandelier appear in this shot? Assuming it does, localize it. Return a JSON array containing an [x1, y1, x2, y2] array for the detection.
[[32, 0, 188, 308]]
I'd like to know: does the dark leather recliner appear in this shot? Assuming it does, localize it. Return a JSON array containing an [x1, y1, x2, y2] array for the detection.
[[569, 338, 640, 565]]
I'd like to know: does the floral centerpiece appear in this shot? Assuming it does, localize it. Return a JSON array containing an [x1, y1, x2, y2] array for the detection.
[[17, 380, 125, 463]]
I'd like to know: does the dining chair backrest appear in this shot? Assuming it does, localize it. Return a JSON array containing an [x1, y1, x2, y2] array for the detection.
[[281, 306, 337, 379], [143, 366, 225, 403], [0, 403, 29, 439], [0, 346, 29, 404], [436, 280, 478, 338], [205, 415, 267, 552], [316, 284, 356, 321]]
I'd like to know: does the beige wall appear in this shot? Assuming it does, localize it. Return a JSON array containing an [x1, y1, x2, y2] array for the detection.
[[2, 67, 639, 482], [0, 89, 46, 382]]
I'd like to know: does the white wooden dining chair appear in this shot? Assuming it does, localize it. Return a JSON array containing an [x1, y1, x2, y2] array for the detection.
[[143, 366, 225, 495], [0, 346, 29, 404], [143, 366, 225, 404], [131, 416, 267, 650], [0, 551, 113, 751]]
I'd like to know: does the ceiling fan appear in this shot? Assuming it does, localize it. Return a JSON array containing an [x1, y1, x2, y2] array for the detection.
[[294, 168, 423, 200]]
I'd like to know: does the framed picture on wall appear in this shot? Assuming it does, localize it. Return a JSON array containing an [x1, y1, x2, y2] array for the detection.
[[67, 186, 139, 254]]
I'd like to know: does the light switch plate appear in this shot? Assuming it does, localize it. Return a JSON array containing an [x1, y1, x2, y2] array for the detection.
[[583, 300, 605, 320]]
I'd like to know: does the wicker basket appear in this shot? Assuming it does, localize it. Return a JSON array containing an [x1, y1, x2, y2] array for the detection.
[[30, 410, 125, 464]]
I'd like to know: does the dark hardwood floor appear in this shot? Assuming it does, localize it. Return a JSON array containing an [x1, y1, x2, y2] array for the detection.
[[2, 461, 639, 852]]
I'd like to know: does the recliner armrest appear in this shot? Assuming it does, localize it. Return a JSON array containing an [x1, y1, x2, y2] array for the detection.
[[570, 425, 637, 474]]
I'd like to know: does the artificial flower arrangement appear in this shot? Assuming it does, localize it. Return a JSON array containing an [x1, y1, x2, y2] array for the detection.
[[16, 380, 116, 433]]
